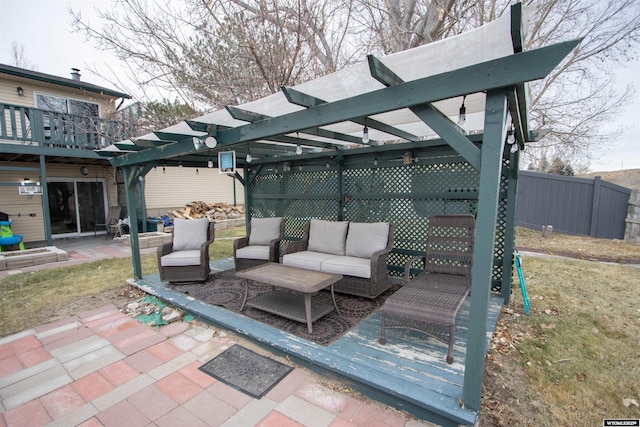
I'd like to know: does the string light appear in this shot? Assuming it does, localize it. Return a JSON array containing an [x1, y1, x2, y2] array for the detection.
[[362, 125, 369, 144], [296, 143, 302, 155], [458, 95, 467, 125]]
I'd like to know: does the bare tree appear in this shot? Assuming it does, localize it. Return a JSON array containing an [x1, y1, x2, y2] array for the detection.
[[71, 0, 640, 168], [10, 42, 38, 70]]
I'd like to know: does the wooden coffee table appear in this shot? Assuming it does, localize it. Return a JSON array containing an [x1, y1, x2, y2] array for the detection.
[[236, 263, 342, 333]]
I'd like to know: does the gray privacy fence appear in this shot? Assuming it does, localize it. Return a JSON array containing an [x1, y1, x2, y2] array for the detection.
[[516, 171, 632, 240]]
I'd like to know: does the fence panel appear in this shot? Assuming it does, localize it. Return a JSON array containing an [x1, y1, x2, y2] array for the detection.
[[516, 171, 632, 239]]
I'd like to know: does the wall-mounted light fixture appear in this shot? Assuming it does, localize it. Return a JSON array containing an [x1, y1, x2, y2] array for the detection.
[[17, 87, 24, 96], [80, 166, 89, 176], [192, 137, 203, 150]]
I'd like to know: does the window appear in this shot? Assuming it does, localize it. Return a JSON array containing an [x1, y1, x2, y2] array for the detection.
[[36, 94, 99, 117], [36, 93, 101, 146]]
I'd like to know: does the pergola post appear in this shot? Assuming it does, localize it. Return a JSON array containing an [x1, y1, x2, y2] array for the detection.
[[123, 165, 142, 279], [463, 88, 509, 411], [501, 150, 521, 302], [38, 155, 53, 246]]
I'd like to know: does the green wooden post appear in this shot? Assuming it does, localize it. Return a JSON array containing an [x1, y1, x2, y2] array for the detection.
[[501, 150, 520, 303], [244, 165, 251, 230], [140, 172, 148, 233], [39, 155, 53, 246], [463, 89, 508, 411], [123, 165, 142, 279]]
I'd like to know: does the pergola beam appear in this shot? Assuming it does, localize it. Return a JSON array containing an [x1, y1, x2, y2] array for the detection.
[[226, 106, 371, 146], [282, 86, 419, 142], [368, 54, 482, 170], [109, 39, 579, 169], [217, 40, 579, 147]]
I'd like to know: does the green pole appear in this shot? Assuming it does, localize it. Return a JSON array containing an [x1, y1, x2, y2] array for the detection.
[[123, 166, 142, 279], [39, 155, 53, 246], [501, 150, 520, 303], [463, 88, 508, 411]]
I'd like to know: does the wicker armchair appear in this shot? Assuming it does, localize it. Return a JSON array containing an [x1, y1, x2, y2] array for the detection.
[[157, 218, 215, 283], [234, 217, 285, 270], [380, 214, 476, 363]]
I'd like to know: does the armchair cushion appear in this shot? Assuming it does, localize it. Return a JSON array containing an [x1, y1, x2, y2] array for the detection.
[[160, 250, 201, 267], [345, 222, 390, 258], [307, 219, 349, 256], [248, 217, 283, 245], [172, 218, 210, 251], [235, 245, 270, 260]]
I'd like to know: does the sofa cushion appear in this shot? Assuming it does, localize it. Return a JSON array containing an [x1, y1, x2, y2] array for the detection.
[[307, 220, 349, 256], [249, 217, 282, 245], [160, 250, 201, 267], [345, 222, 389, 258], [173, 218, 210, 251], [236, 245, 270, 260], [282, 251, 339, 271], [321, 256, 371, 279]]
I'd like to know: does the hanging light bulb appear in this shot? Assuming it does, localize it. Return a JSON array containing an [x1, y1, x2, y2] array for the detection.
[[246, 150, 252, 163], [178, 162, 183, 171], [296, 143, 302, 155], [196, 168, 199, 175], [458, 95, 467, 125], [374, 154, 378, 166], [362, 125, 369, 144], [207, 159, 214, 168], [154, 165, 158, 173], [162, 165, 166, 174]]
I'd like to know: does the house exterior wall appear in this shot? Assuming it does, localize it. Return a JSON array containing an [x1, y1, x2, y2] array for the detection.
[[143, 166, 245, 216], [0, 78, 117, 115], [0, 161, 116, 242]]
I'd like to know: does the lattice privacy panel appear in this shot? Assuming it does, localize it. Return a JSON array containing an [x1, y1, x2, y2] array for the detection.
[[246, 152, 513, 294]]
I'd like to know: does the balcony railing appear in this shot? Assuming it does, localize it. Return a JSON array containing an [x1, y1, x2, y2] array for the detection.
[[0, 103, 139, 150]]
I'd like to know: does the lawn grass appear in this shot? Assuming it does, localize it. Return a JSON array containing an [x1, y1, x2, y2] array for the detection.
[[0, 226, 245, 336], [499, 251, 640, 424]]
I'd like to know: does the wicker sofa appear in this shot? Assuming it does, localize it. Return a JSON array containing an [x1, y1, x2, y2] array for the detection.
[[282, 219, 395, 299]]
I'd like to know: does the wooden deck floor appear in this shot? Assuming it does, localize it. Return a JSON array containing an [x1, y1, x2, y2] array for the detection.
[[130, 258, 503, 426]]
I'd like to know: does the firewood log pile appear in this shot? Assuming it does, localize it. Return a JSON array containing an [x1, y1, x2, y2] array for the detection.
[[170, 201, 245, 221]]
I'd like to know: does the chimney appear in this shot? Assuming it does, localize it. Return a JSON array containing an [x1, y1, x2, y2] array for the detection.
[[71, 68, 81, 80]]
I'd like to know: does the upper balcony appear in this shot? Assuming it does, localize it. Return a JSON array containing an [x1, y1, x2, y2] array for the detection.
[[0, 103, 139, 153]]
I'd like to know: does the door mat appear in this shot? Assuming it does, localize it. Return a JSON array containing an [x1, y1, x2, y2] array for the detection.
[[198, 345, 293, 398], [171, 269, 399, 346]]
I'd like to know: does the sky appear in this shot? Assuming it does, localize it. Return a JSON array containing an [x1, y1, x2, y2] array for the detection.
[[1, 0, 638, 172]]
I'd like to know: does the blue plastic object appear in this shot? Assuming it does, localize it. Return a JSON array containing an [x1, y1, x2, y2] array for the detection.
[[514, 250, 530, 315]]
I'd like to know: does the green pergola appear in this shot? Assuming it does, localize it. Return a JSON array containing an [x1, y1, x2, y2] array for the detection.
[[102, 4, 579, 413]]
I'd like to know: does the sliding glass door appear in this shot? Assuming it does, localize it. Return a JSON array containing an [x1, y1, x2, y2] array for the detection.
[[48, 179, 107, 237]]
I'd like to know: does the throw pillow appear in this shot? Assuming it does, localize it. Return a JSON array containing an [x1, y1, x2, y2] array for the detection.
[[345, 222, 390, 258], [248, 217, 283, 245], [172, 218, 210, 251], [307, 219, 349, 255]]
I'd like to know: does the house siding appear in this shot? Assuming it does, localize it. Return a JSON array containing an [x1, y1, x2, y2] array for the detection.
[[0, 162, 116, 242], [0, 79, 116, 115], [144, 166, 245, 216]]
